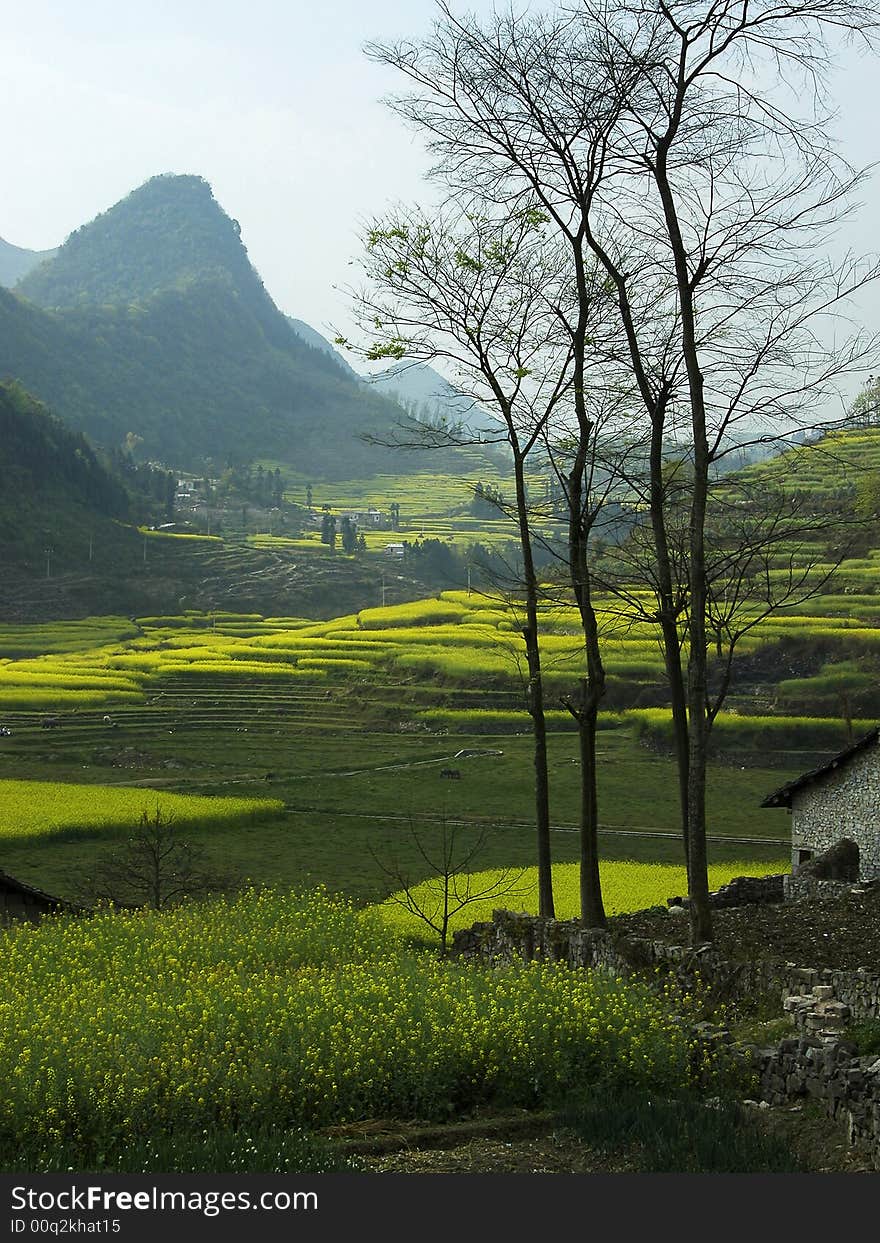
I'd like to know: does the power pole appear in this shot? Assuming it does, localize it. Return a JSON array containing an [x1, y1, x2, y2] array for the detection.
[[45, 547, 52, 579]]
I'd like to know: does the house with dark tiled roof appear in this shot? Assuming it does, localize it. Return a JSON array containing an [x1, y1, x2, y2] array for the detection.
[[762, 726, 880, 877], [0, 871, 82, 923]]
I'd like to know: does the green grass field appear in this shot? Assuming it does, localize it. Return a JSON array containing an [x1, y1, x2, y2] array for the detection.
[[2, 576, 858, 905], [5, 430, 880, 912]]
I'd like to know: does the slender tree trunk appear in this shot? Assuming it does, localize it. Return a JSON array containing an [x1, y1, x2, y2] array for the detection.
[[512, 444, 555, 917], [654, 144, 713, 943], [648, 412, 690, 872], [686, 498, 713, 942], [563, 240, 607, 929], [578, 683, 605, 928], [567, 448, 607, 930]]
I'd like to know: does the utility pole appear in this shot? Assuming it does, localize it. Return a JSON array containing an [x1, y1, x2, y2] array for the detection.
[[88, 535, 93, 563], [45, 547, 52, 579], [143, 533, 148, 564], [380, 573, 387, 606]]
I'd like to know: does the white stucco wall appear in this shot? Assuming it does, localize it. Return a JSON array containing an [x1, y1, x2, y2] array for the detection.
[[791, 739, 880, 878]]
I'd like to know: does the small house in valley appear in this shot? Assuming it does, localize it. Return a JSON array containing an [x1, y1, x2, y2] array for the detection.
[[761, 726, 880, 878], [0, 871, 80, 923]]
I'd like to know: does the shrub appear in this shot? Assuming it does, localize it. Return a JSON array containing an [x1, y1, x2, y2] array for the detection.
[[560, 1086, 803, 1172]]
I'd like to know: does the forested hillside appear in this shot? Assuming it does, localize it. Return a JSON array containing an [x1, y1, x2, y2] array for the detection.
[[367, 361, 501, 438], [1, 175, 428, 476], [0, 237, 57, 288], [0, 381, 128, 522]]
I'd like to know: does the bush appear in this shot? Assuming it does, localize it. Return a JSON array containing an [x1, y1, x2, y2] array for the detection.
[[0, 888, 716, 1167], [560, 1086, 804, 1172], [847, 1018, 880, 1057], [627, 709, 873, 753]]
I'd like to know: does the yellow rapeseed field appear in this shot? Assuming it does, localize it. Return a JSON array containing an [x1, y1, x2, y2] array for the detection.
[[0, 781, 283, 843], [0, 888, 709, 1158]]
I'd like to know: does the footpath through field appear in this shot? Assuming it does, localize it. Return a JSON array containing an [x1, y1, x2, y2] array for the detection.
[[280, 804, 790, 848]]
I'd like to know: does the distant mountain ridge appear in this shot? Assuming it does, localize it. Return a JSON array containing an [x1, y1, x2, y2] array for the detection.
[[366, 362, 501, 439], [287, 317, 359, 379], [0, 237, 57, 288], [0, 379, 127, 517], [0, 174, 430, 476]]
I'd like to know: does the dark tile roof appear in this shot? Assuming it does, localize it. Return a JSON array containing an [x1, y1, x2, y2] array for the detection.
[[761, 725, 880, 809], [0, 870, 80, 911]]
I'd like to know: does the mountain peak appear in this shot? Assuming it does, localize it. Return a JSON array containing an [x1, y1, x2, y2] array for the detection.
[[15, 173, 262, 312]]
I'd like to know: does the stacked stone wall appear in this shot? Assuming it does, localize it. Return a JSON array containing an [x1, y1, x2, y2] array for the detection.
[[452, 910, 880, 1018]]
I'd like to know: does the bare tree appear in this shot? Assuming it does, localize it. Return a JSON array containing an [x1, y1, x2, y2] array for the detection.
[[341, 199, 632, 926], [80, 807, 236, 910], [367, 0, 880, 942], [369, 815, 527, 954], [340, 202, 578, 918]]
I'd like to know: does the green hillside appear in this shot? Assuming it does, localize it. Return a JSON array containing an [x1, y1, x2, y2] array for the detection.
[[0, 380, 131, 556], [2, 175, 434, 476]]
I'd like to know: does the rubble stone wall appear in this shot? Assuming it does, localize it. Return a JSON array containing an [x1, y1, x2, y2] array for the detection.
[[452, 910, 880, 1018]]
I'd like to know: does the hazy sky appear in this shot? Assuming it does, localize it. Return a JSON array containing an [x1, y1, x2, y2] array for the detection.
[[5, 0, 880, 377]]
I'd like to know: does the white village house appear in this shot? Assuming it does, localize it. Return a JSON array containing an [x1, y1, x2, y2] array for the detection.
[[762, 725, 880, 878]]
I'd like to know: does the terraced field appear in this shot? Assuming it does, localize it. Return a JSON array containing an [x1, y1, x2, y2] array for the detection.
[[6, 416, 880, 907], [0, 591, 834, 905]]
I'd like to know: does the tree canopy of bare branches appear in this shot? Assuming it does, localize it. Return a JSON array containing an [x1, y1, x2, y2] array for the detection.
[[367, 0, 880, 942]]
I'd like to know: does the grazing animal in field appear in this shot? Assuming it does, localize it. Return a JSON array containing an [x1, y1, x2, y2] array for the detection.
[[41, 716, 61, 730], [440, 768, 461, 780]]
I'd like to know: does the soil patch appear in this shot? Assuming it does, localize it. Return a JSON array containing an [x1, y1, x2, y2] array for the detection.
[[609, 883, 880, 971]]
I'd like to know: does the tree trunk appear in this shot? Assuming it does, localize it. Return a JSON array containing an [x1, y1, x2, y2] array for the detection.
[[648, 409, 690, 872], [577, 685, 606, 929], [567, 441, 607, 930], [654, 133, 714, 943], [513, 445, 555, 918]]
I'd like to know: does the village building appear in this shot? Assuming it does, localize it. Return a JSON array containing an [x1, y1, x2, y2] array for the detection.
[[344, 509, 389, 529], [762, 725, 880, 878]]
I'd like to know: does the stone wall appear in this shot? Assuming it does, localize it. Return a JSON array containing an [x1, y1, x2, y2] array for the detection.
[[667, 873, 785, 910], [792, 737, 880, 877], [753, 984, 880, 1168], [452, 909, 880, 1019]]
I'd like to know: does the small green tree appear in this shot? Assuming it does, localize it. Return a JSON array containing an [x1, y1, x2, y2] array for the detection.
[[340, 515, 358, 553], [320, 510, 337, 551]]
